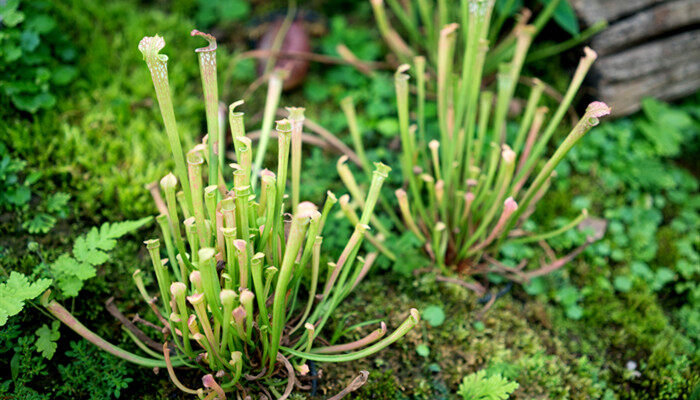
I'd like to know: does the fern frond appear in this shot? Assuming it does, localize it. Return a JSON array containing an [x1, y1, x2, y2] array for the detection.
[[52, 216, 153, 298], [457, 370, 519, 400], [73, 217, 152, 265], [0, 272, 52, 326]]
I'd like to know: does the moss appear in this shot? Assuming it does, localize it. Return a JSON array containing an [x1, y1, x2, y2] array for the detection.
[[354, 370, 405, 400], [620, 356, 700, 400], [308, 277, 608, 399], [655, 226, 680, 268]]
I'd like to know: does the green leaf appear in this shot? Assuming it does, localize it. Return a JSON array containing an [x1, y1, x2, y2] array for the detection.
[[11, 92, 56, 113], [25, 14, 56, 34], [51, 66, 77, 86], [637, 98, 694, 157], [422, 305, 446, 327], [565, 304, 583, 320], [555, 286, 579, 306], [0, 272, 52, 326], [51, 254, 96, 281], [458, 370, 519, 400], [495, 0, 523, 16], [553, 0, 580, 35], [523, 277, 546, 295], [22, 213, 57, 234], [539, 0, 580, 35], [35, 321, 60, 359], [73, 234, 110, 265], [0, 0, 25, 28], [73, 217, 152, 265], [49, 254, 96, 297], [375, 118, 399, 137], [55, 275, 83, 298], [45, 192, 70, 215], [20, 30, 40, 52], [652, 268, 675, 291], [416, 344, 430, 357], [6, 185, 30, 206], [47, 218, 151, 298], [613, 275, 633, 293], [631, 261, 654, 281]]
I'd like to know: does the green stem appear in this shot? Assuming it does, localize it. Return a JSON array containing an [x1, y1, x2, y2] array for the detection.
[[139, 36, 192, 214], [252, 70, 285, 189], [192, 30, 221, 187], [282, 309, 419, 362]]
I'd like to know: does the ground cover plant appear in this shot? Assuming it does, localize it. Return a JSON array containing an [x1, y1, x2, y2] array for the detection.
[[0, 0, 78, 113], [340, 0, 610, 293], [39, 30, 418, 399]]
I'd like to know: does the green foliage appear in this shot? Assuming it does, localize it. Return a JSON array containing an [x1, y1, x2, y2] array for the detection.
[[57, 340, 132, 399], [636, 98, 698, 157], [0, 0, 229, 220], [381, 232, 430, 276], [193, 0, 250, 28], [34, 321, 60, 359], [1, 318, 142, 399], [0, 0, 77, 113], [0, 324, 49, 398], [554, 285, 583, 320], [560, 96, 699, 342], [0, 143, 70, 234], [457, 370, 519, 400], [0, 272, 51, 326], [1, 0, 697, 397], [48, 217, 152, 297], [0, 142, 35, 210], [422, 305, 446, 327], [496, 0, 579, 35], [0, 216, 151, 328], [416, 344, 430, 357], [21, 213, 56, 235], [529, 95, 700, 395], [537, 0, 579, 35]]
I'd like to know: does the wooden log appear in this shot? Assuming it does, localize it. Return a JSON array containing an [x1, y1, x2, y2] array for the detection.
[[590, 0, 700, 55], [571, 0, 667, 26], [597, 48, 700, 115], [571, 0, 700, 116], [595, 30, 700, 82]]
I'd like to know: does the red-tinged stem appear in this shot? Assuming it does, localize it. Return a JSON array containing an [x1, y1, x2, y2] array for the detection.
[[163, 343, 198, 394], [202, 374, 226, 399], [41, 292, 176, 368], [314, 322, 386, 353]]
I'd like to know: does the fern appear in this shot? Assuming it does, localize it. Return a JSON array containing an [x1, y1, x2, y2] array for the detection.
[[73, 217, 152, 265], [0, 217, 152, 326], [0, 272, 51, 326], [49, 217, 152, 297], [457, 370, 519, 400], [35, 321, 60, 359]]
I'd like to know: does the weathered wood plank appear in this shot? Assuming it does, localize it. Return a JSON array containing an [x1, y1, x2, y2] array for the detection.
[[595, 30, 700, 82], [597, 54, 700, 115], [571, 0, 668, 26], [591, 0, 700, 55]]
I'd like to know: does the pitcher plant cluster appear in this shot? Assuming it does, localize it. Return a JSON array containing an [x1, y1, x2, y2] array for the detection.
[[40, 31, 419, 399], [340, 0, 610, 292]]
